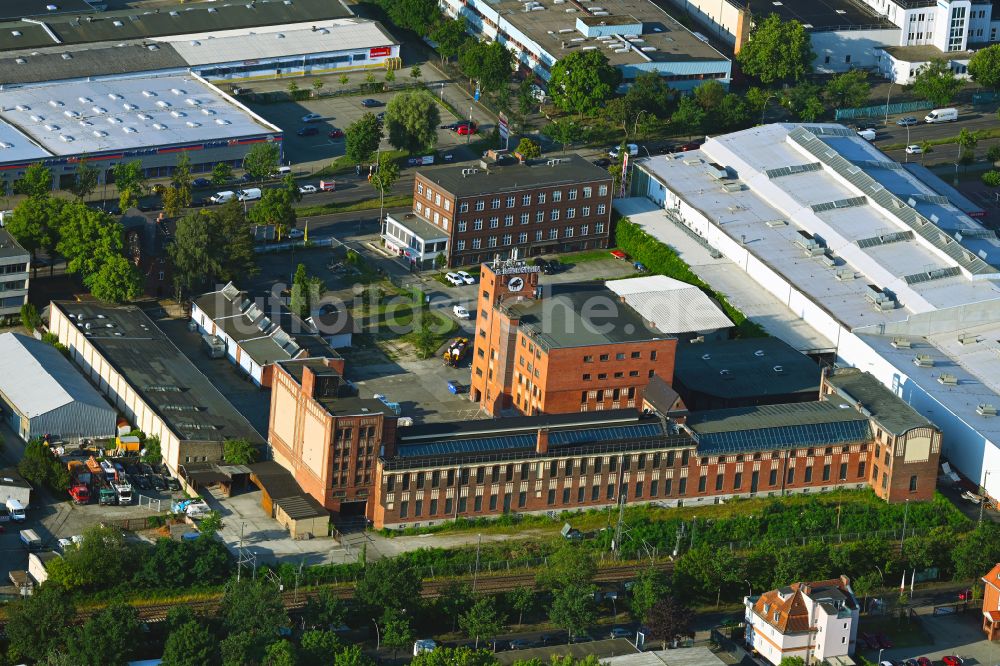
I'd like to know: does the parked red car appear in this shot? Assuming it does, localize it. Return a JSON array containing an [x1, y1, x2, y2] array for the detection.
[[328, 128, 344, 139], [942, 657, 963, 666], [454, 122, 477, 136], [610, 250, 629, 261]]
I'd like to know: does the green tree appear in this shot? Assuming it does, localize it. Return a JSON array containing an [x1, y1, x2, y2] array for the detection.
[[3, 586, 75, 663], [549, 584, 597, 640], [518, 79, 537, 116], [221, 632, 265, 666], [356, 558, 422, 615], [958, 128, 980, 160], [969, 44, 1000, 90], [242, 142, 281, 184], [953, 523, 1000, 580], [693, 80, 726, 112], [371, 151, 401, 224], [223, 438, 259, 465], [670, 96, 706, 138], [459, 597, 506, 648], [57, 203, 124, 280], [63, 600, 139, 666], [170, 211, 222, 298], [221, 580, 289, 636], [645, 596, 692, 649], [625, 71, 676, 118], [291, 262, 310, 317], [385, 91, 441, 153], [516, 137, 542, 159], [432, 17, 470, 62], [410, 65, 423, 83], [345, 112, 384, 164], [335, 644, 375, 666], [507, 586, 535, 625], [630, 567, 669, 622], [737, 14, 815, 84], [6, 195, 64, 276], [263, 640, 298, 666], [303, 589, 347, 630], [379, 0, 439, 34], [913, 59, 962, 106], [47, 525, 137, 592], [312, 79, 325, 96], [716, 94, 750, 131], [300, 630, 342, 666], [112, 160, 147, 211], [537, 545, 596, 590], [779, 658, 806, 666], [987, 144, 1000, 164], [288, 81, 300, 96], [784, 83, 825, 121], [547, 50, 622, 115], [438, 581, 474, 632], [381, 607, 414, 659], [217, 200, 257, 280], [412, 316, 438, 359], [162, 620, 218, 666], [86, 253, 143, 303], [18, 438, 70, 495], [542, 118, 579, 153], [385, 69, 396, 86], [412, 647, 498, 666], [824, 69, 871, 108], [70, 159, 100, 201], [20, 302, 41, 331], [199, 510, 223, 536], [211, 161, 233, 186], [13, 162, 52, 198], [340, 74, 350, 87], [459, 41, 515, 93], [247, 187, 296, 232], [164, 153, 193, 215], [165, 605, 197, 635]]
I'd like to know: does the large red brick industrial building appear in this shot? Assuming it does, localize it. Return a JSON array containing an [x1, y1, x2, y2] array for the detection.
[[468, 260, 679, 417]]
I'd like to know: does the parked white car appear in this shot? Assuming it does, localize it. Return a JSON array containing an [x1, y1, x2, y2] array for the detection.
[[453, 304, 471, 319], [298, 184, 318, 194], [445, 272, 464, 286], [857, 129, 877, 141], [288, 228, 305, 239], [301, 112, 322, 123], [905, 144, 923, 155], [456, 270, 476, 285]]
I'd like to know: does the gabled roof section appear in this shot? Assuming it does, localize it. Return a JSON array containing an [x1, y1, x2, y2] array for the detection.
[[0, 332, 112, 418]]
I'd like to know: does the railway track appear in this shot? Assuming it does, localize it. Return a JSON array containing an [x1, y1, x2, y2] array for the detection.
[[67, 559, 675, 624]]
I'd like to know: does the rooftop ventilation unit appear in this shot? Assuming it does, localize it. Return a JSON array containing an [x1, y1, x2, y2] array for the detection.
[[123, 103, 137, 111], [170, 110, 186, 118], [108, 93, 123, 101], [107, 117, 121, 124], [112, 20, 123, 27], [0, 142, 13, 149], [937, 373, 959, 386], [137, 113, 151, 120], [153, 123, 166, 130], [141, 90, 156, 97], [91, 130, 107, 137], [156, 100, 171, 108], [63, 110, 79, 118], [122, 127, 137, 133], [29, 114, 43, 122], [77, 120, 92, 127], [92, 106, 106, 114], [61, 53, 72, 60], [977, 403, 998, 417], [835, 268, 856, 281], [14, 105, 29, 111], [43, 123, 59, 131], [795, 230, 825, 256], [912, 354, 934, 368], [765, 219, 787, 228], [890, 337, 912, 349], [865, 284, 896, 310], [171, 88, 185, 96], [58, 134, 73, 142], [186, 121, 200, 127], [11, 30, 20, 36], [14, 58, 25, 64], [215, 119, 231, 125], [958, 332, 981, 345], [707, 162, 728, 180], [201, 108, 216, 115], [185, 98, 201, 106]]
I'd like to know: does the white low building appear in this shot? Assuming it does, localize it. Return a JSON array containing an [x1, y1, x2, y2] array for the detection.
[[745, 577, 859, 666], [631, 122, 1000, 500], [383, 212, 450, 269]]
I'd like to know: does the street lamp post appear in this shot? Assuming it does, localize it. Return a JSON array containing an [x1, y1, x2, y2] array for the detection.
[[372, 619, 381, 652], [884, 83, 895, 126], [980, 469, 993, 523], [744, 579, 753, 598]]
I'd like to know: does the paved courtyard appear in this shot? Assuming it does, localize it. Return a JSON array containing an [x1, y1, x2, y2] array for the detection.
[[868, 610, 1000, 665]]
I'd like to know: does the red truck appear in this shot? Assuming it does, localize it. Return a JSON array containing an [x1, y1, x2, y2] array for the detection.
[[69, 484, 90, 504]]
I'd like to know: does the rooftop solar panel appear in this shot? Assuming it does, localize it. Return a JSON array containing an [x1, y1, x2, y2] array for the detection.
[[549, 422, 664, 446], [696, 420, 871, 454], [399, 434, 537, 458]]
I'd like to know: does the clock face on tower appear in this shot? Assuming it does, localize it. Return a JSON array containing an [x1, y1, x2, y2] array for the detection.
[[508, 276, 525, 292]]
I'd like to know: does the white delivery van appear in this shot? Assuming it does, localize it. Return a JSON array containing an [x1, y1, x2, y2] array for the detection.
[[238, 188, 262, 201], [6, 498, 25, 521], [210, 191, 236, 204], [609, 143, 639, 158], [413, 640, 437, 656], [924, 108, 958, 123], [274, 165, 292, 176]]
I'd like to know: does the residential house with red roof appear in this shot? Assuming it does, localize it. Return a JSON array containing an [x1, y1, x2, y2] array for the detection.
[[745, 576, 859, 665]]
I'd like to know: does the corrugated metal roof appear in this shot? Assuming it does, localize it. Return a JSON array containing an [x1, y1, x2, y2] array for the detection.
[[0, 332, 113, 418], [607, 275, 733, 334]]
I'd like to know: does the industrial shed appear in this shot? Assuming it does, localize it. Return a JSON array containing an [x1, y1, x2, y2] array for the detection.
[[0, 333, 116, 441]]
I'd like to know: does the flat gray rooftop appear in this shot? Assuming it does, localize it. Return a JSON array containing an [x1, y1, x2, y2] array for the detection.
[[0, 42, 188, 85], [0, 0, 351, 52], [729, 0, 893, 29], [505, 283, 670, 350], [52, 301, 263, 444], [419, 154, 610, 198], [480, 0, 728, 67], [0, 74, 278, 159], [824, 367, 932, 435], [675, 337, 821, 400], [0, 229, 29, 260]]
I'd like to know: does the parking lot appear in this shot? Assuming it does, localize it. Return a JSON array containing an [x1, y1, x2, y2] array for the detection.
[[246, 89, 476, 173], [864, 610, 1000, 666]]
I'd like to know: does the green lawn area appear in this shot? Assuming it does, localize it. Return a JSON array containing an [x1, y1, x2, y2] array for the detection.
[[858, 614, 934, 649], [559, 248, 619, 264], [296, 194, 412, 217]]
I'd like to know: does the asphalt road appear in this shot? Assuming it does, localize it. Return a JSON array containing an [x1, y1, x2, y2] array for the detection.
[[858, 106, 998, 160]]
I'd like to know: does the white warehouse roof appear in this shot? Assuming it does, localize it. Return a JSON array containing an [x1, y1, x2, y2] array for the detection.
[[607, 274, 733, 334], [158, 18, 396, 65], [0, 73, 279, 158], [0, 332, 114, 420]]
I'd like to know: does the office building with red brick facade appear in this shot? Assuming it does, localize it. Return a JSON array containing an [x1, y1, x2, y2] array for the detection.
[[268, 358, 397, 517], [469, 260, 680, 417], [382, 154, 614, 268], [367, 367, 941, 529]]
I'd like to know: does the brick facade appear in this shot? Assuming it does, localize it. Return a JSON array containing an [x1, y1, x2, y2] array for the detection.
[[412, 158, 614, 268], [470, 261, 677, 417]]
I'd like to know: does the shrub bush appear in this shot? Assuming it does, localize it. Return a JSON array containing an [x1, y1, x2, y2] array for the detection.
[[981, 170, 1000, 187]]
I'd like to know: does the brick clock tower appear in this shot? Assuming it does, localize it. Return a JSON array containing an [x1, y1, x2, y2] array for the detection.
[[469, 259, 541, 414]]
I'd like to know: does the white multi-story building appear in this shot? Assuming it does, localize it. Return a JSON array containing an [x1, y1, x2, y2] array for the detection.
[[668, 0, 999, 83], [745, 577, 860, 666], [631, 122, 1000, 501]]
